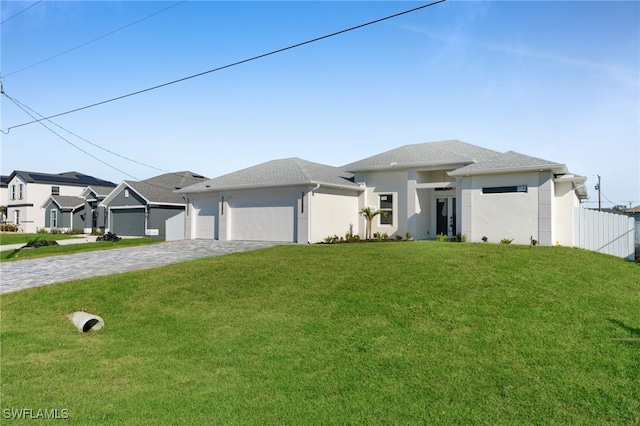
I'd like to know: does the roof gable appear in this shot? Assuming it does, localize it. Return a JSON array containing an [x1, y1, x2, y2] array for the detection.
[[81, 185, 116, 199], [41, 195, 84, 210], [102, 172, 206, 205], [179, 158, 361, 193]]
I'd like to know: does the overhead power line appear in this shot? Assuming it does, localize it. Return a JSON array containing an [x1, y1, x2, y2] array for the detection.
[[2, 0, 188, 79], [2, 90, 142, 181], [3, 0, 447, 133], [2, 89, 208, 189], [4, 91, 170, 175], [1, 0, 42, 25]]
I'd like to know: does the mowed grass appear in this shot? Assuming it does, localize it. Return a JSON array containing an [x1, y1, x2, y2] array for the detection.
[[0, 238, 161, 262], [1, 242, 638, 424], [0, 233, 81, 245]]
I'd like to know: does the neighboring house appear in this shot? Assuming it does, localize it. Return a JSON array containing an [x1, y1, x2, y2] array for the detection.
[[177, 158, 363, 243], [626, 205, 640, 256], [4, 171, 116, 233], [178, 140, 588, 245], [40, 185, 115, 232], [0, 175, 9, 222], [101, 171, 207, 239], [41, 196, 84, 230]]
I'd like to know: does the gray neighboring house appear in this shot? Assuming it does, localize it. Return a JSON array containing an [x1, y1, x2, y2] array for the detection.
[[41, 185, 116, 232], [41, 195, 84, 230], [101, 171, 207, 239], [5, 170, 116, 233]]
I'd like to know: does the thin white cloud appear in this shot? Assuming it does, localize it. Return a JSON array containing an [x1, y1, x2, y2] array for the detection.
[[400, 24, 638, 88]]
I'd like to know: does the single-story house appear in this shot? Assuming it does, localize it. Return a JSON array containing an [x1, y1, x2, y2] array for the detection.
[[4, 170, 116, 233], [177, 158, 363, 243], [40, 184, 115, 232], [101, 171, 207, 239], [178, 140, 589, 245], [41, 195, 84, 230]]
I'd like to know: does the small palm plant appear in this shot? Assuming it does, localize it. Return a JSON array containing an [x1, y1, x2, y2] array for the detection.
[[361, 207, 388, 240]]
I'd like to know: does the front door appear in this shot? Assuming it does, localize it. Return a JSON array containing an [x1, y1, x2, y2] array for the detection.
[[436, 197, 456, 237]]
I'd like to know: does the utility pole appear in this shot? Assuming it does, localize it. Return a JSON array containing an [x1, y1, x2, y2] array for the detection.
[[595, 175, 602, 211]]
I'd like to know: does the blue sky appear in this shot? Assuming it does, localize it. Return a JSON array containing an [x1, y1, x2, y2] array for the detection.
[[1, 1, 638, 208]]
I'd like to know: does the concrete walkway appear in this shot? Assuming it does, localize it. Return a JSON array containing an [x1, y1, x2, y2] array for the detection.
[[0, 239, 280, 294]]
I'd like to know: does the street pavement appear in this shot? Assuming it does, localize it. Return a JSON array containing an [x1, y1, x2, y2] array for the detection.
[[0, 239, 280, 294]]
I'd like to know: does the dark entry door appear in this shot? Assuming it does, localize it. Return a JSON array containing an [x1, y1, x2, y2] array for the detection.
[[436, 197, 457, 237], [436, 198, 448, 236]]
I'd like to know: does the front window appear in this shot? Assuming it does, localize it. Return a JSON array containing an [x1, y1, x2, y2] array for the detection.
[[51, 186, 60, 195], [379, 194, 393, 225], [14, 210, 20, 225], [51, 210, 58, 228], [18, 184, 23, 200], [10, 185, 15, 200]]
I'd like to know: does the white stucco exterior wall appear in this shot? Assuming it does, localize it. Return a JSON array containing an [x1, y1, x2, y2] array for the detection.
[[553, 180, 580, 246], [309, 187, 360, 243], [358, 170, 408, 238], [5, 177, 86, 233], [461, 172, 541, 245]]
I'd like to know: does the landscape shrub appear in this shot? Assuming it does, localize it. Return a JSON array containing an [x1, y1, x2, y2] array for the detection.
[[500, 238, 514, 244], [1, 224, 19, 232]]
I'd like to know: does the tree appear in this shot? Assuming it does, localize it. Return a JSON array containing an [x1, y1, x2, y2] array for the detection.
[[361, 207, 388, 240]]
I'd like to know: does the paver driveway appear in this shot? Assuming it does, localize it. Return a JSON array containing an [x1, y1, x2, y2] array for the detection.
[[0, 240, 280, 294]]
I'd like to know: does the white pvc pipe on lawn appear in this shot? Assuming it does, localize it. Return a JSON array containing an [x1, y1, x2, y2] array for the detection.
[[70, 311, 104, 332]]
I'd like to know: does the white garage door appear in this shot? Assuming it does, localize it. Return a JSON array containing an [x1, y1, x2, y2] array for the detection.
[[229, 195, 296, 242], [193, 198, 217, 239]]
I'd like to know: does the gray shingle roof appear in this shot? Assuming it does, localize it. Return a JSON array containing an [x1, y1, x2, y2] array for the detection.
[[449, 151, 567, 176], [85, 185, 117, 198], [49, 195, 84, 210], [342, 140, 501, 172], [126, 171, 208, 204], [178, 158, 361, 193]]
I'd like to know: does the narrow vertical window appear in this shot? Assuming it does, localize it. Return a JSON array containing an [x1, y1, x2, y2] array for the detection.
[[301, 192, 304, 213], [51, 210, 58, 228], [379, 194, 393, 225], [221, 197, 224, 215], [14, 210, 20, 225], [124, 188, 129, 198], [10, 185, 15, 200], [18, 184, 23, 200]]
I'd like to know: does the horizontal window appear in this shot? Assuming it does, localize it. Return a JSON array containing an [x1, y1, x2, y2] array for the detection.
[[482, 185, 527, 194]]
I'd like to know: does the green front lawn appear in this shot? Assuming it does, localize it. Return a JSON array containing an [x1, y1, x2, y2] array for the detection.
[[0, 233, 81, 245], [0, 238, 161, 262], [1, 243, 638, 424]]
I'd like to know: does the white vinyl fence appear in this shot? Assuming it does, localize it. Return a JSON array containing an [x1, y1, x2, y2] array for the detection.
[[573, 208, 635, 260], [165, 212, 186, 241]]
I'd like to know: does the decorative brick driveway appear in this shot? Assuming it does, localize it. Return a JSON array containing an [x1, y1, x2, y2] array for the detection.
[[0, 240, 280, 294]]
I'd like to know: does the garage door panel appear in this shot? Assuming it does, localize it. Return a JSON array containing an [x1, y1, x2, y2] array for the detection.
[[194, 199, 217, 239], [111, 209, 145, 236], [229, 196, 296, 242]]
